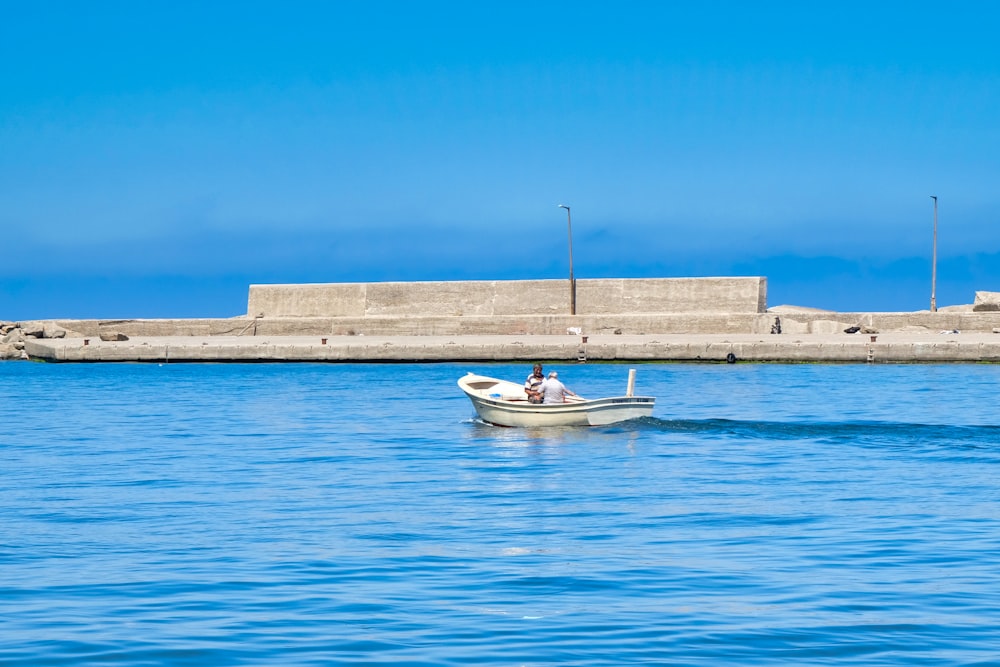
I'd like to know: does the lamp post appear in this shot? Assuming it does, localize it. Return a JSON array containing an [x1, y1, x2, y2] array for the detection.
[[558, 204, 576, 315], [930, 195, 938, 312]]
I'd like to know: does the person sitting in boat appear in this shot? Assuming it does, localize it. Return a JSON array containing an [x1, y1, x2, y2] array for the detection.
[[524, 363, 545, 403], [540, 371, 576, 404]]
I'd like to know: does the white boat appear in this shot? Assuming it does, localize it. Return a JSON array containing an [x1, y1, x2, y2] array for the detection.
[[457, 371, 655, 427]]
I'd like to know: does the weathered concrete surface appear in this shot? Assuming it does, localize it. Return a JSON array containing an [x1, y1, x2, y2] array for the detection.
[[21, 332, 1000, 363], [8, 277, 1000, 362], [973, 291, 1000, 312], [247, 277, 769, 318], [14, 309, 1000, 338]]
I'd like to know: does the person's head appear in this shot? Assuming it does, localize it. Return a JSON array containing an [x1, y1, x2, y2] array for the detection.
[[532, 363, 543, 377], [548, 371, 558, 379]]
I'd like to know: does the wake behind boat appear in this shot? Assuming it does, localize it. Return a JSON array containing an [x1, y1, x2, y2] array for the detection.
[[458, 370, 655, 427]]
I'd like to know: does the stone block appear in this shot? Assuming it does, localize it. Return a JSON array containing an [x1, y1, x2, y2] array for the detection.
[[973, 291, 1000, 312], [578, 277, 767, 314], [493, 280, 567, 316], [1, 328, 24, 344], [43, 324, 67, 339], [810, 319, 853, 335], [21, 321, 45, 338], [776, 317, 810, 335], [248, 283, 366, 318], [366, 281, 497, 317]]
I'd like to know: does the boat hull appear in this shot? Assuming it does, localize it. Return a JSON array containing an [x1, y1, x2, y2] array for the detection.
[[458, 373, 655, 427]]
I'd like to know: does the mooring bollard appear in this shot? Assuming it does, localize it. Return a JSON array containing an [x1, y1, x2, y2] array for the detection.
[[321, 338, 328, 345], [83, 339, 90, 346]]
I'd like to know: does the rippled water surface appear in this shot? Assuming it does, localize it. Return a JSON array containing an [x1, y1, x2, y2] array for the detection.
[[2, 361, 999, 665]]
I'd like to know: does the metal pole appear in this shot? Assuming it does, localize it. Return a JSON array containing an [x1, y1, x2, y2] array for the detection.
[[930, 195, 938, 312], [559, 204, 576, 315]]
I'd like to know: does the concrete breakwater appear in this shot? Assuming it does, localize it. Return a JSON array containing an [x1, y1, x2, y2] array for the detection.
[[5, 279, 1000, 362], [14, 332, 1000, 363]]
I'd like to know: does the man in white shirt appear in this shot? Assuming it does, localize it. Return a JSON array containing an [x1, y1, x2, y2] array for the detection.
[[540, 371, 575, 404]]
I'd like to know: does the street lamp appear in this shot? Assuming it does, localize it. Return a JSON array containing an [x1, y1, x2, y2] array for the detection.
[[930, 195, 938, 312], [558, 204, 576, 315]]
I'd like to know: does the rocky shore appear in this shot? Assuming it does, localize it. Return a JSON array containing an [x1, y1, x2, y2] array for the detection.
[[1, 320, 62, 361]]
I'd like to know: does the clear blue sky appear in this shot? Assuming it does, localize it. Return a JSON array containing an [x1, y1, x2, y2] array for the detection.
[[3, 1, 998, 319]]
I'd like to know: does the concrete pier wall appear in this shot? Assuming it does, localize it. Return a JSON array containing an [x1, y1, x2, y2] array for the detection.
[[246, 278, 769, 318], [22, 332, 1000, 363], [21, 310, 1000, 340], [7, 278, 1000, 362]]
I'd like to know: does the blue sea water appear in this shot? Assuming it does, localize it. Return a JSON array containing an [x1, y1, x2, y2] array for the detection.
[[2, 361, 999, 666]]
